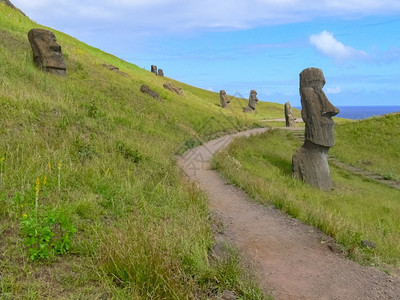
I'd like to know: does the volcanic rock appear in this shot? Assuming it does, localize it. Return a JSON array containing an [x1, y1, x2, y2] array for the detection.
[[27, 29, 66, 76]]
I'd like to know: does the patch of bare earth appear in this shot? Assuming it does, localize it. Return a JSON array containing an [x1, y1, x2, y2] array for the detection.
[[178, 128, 400, 300]]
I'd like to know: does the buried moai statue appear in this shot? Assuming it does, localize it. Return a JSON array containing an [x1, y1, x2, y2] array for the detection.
[[151, 65, 157, 75], [157, 69, 164, 77], [244, 90, 258, 113], [284, 101, 296, 127], [292, 68, 340, 190], [28, 29, 66, 76], [219, 90, 230, 108]]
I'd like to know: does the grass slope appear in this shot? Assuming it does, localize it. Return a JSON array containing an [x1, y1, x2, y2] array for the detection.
[[213, 127, 400, 269], [0, 4, 285, 299], [332, 114, 400, 181]]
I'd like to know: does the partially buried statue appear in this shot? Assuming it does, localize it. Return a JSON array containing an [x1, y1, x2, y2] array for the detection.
[[28, 29, 66, 76], [284, 101, 296, 127], [292, 68, 340, 190], [244, 90, 258, 113], [219, 90, 230, 108]]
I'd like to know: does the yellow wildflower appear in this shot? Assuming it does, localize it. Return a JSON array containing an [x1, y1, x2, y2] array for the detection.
[[22, 213, 28, 218]]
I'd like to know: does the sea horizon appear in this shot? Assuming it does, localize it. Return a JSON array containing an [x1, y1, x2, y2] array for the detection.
[[294, 106, 400, 120]]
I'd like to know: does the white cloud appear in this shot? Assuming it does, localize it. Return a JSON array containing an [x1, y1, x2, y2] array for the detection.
[[12, 0, 400, 35], [309, 31, 369, 63], [326, 86, 342, 94]]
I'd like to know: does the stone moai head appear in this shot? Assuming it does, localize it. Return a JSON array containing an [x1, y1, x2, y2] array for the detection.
[[151, 65, 157, 75], [28, 29, 66, 76], [299, 68, 339, 147], [284, 101, 292, 115], [219, 90, 230, 108], [248, 90, 258, 109], [157, 69, 164, 76]]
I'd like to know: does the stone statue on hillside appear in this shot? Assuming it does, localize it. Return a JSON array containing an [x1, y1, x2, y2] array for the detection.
[[140, 84, 160, 100], [244, 90, 258, 113], [292, 68, 340, 190], [102, 64, 129, 76], [151, 65, 157, 75], [28, 29, 66, 76], [163, 82, 184, 96], [219, 90, 230, 108], [284, 101, 296, 127], [157, 69, 164, 77]]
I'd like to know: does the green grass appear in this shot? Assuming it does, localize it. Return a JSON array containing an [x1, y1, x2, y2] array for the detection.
[[213, 128, 400, 268], [0, 3, 281, 299], [332, 114, 400, 180]]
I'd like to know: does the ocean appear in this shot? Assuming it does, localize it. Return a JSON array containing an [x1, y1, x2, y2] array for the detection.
[[294, 106, 400, 120], [336, 106, 400, 120]]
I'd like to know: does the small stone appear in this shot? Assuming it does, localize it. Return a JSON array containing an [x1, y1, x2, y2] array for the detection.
[[361, 240, 376, 249], [221, 290, 236, 300]]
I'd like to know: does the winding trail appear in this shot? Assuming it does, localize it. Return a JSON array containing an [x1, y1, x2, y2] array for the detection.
[[178, 128, 400, 300]]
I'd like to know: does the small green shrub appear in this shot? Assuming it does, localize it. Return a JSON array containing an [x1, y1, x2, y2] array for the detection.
[[20, 207, 76, 260]]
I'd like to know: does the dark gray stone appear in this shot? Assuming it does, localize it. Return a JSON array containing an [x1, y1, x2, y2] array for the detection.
[[102, 64, 129, 76], [244, 90, 258, 113], [163, 82, 183, 96], [140, 84, 160, 100], [157, 69, 164, 77], [292, 68, 339, 190], [285, 101, 296, 127], [219, 90, 230, 108], [151, 65, 157, 75], [361, 240, 376, 249], [28, 29, 66, 76]]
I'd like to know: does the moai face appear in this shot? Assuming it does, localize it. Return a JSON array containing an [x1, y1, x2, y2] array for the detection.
[[28, 29, 66, 75], [220, 90, 229, 108], [299, 68, 339, 147], [249, 90, 258, 109]]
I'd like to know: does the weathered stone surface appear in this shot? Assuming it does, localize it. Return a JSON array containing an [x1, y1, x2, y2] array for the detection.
[[151, 65, 157, 75], [292, 68, 339, 190], [28, 29, 66, 76], [244, 90, 258, 113], [102, 64, 129, 76], [157, 69, 164, 77], [163, 82, 183, 96], [219, 90, 230, 108], [284, 101, 296, 127], [140, 84, 160, 100]]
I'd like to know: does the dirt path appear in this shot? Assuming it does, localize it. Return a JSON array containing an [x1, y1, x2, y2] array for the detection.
[[178, 128, 400, 300]]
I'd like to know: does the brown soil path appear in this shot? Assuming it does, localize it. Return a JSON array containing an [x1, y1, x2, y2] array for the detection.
[[178, 128, 400, 300]]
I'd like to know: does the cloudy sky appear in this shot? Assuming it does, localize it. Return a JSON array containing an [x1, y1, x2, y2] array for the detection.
[[12, 0, 400, 106]]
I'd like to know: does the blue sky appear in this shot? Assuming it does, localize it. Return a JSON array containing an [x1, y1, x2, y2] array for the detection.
[[12, 0, 400, 106]]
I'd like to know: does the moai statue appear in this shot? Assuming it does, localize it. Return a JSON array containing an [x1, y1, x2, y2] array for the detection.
[[27, 29, 66, 76], [219, 90, 230, 108], [157, 69, 164, 77], [292, 68, 340, 190], [140, 84, 160, 100], [284, 101, 296, 127], [151, 65, 157, 75], [244, 90, 258, 113]]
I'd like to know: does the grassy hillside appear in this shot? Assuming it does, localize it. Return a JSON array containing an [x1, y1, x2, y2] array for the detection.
[[332, 114, 400, 180], [0, 3, 287, 299], [213, 122, 400, 269]]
